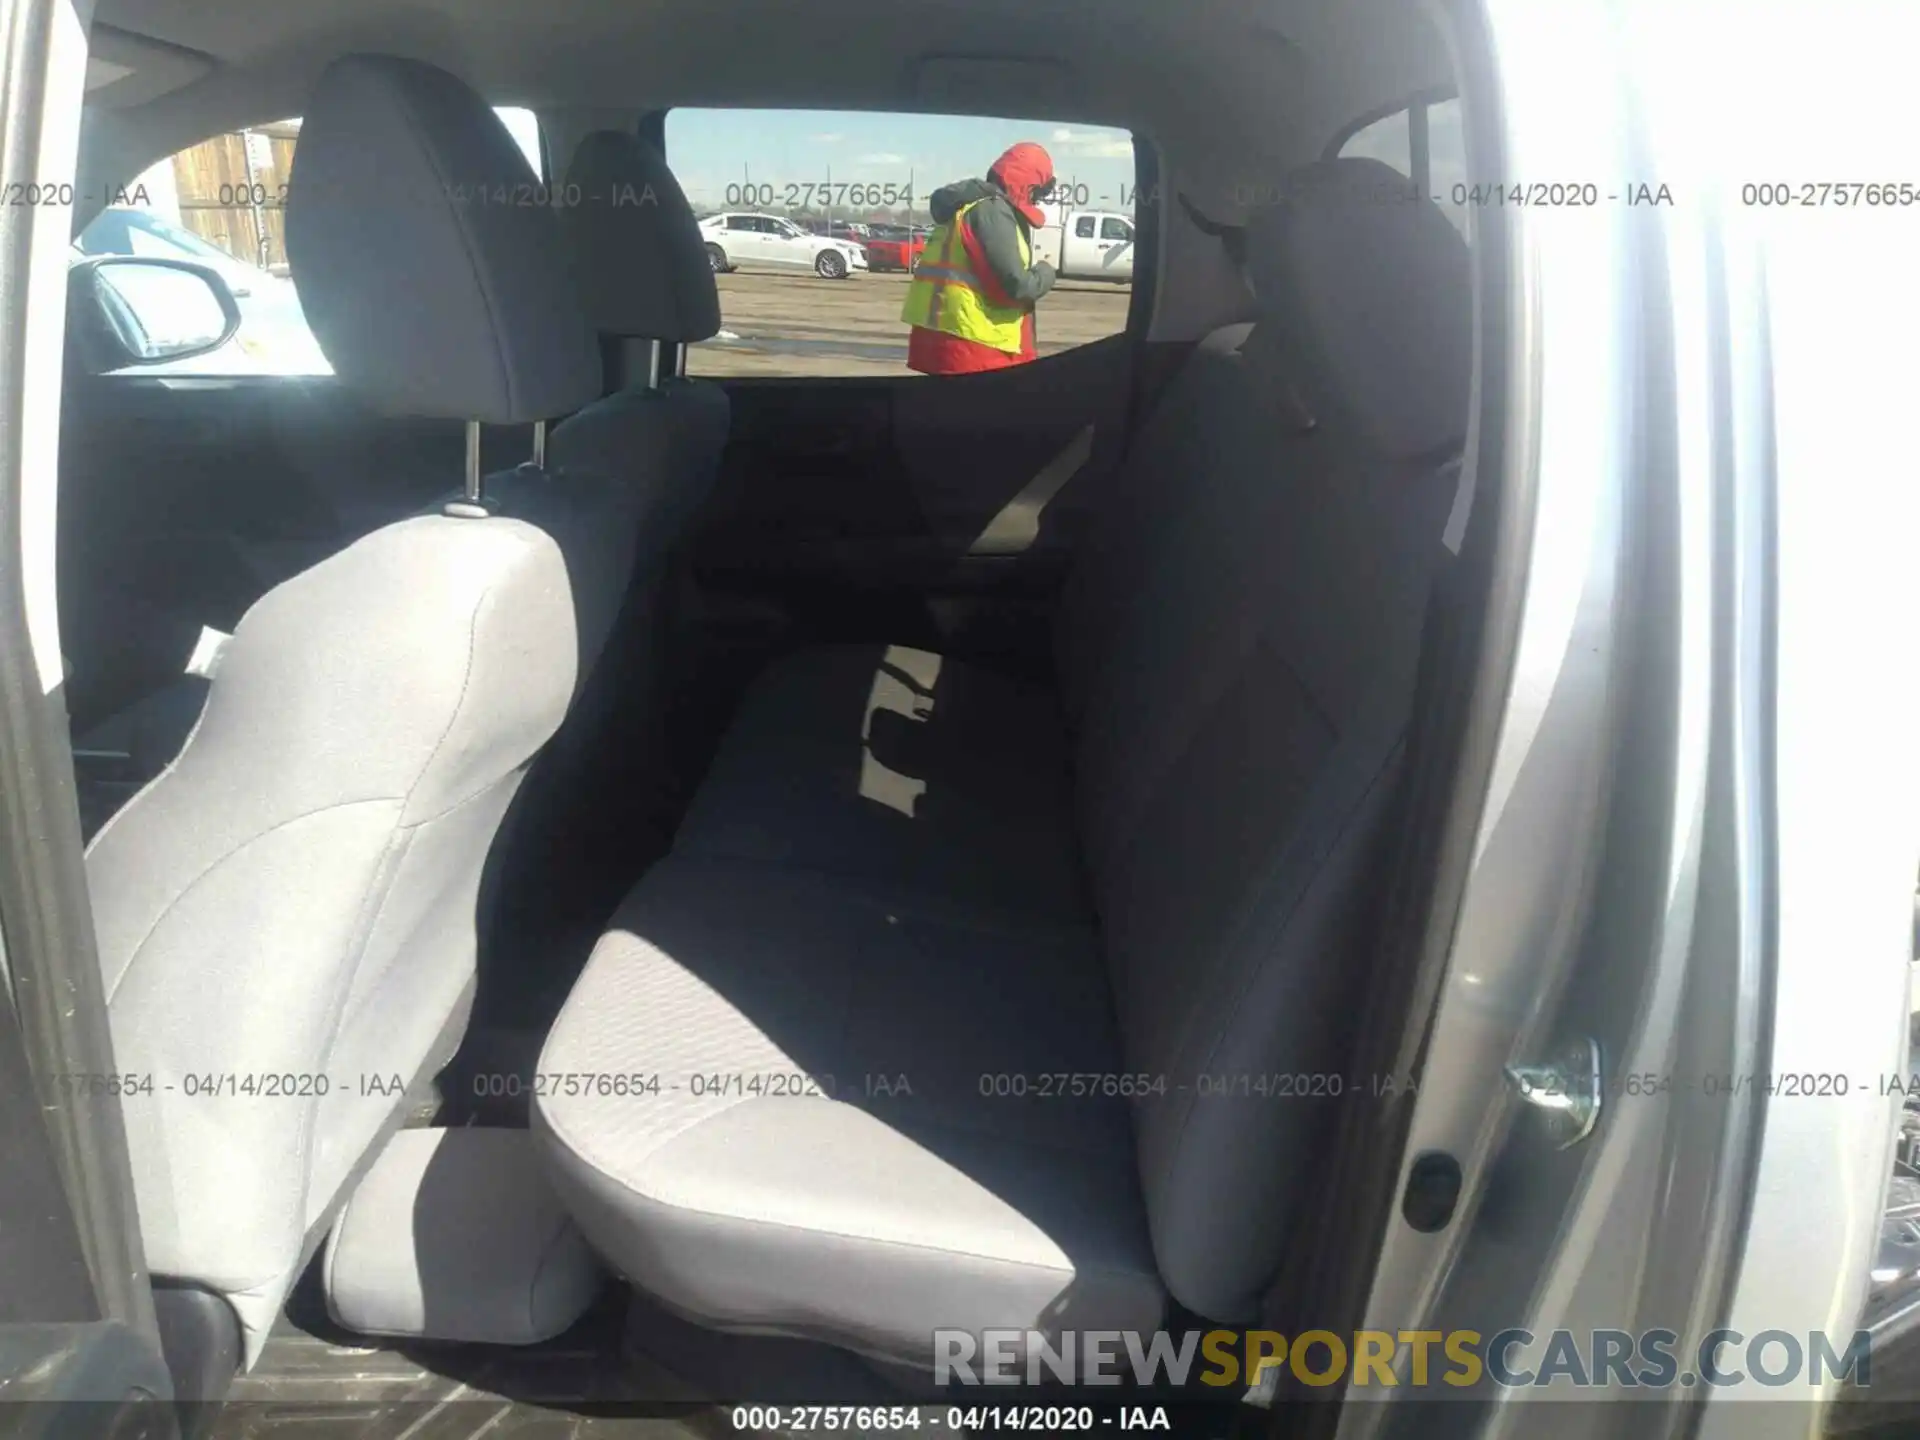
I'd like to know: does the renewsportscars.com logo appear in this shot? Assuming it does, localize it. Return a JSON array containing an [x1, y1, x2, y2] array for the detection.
[[932, 1328, 1873, 1391]]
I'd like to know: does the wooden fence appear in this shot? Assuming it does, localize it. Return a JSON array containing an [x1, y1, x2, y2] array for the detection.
[[169, 122, 299, 273]]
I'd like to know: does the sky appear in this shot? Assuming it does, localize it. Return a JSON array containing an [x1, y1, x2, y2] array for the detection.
[[662, 109, 1136, 219], [496, 108, 544, 175]]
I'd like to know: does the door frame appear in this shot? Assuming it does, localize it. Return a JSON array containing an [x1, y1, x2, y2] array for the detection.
[[0, 0, 176, 1420]]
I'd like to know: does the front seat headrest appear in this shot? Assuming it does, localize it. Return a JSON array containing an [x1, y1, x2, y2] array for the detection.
[[1248, 156, 1472, 462], [560, 131, 722, 344], [287, 54, 601, 424]]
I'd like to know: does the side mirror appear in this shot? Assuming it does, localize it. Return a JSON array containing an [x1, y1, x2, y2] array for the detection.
[[68, 256, 241, 371]]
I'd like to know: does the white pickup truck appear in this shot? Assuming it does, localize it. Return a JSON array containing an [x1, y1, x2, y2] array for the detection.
[[1031, 209, 1135, 282]]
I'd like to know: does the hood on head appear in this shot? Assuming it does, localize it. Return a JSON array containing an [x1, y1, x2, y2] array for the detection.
[[986, 142, 1055, 227]]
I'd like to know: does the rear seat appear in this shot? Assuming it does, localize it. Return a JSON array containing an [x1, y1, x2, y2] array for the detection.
[[532, 157, 1473, 1364]]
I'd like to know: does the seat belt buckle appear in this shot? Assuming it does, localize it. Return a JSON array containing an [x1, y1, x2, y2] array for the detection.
[[185, 626, 232, 680]]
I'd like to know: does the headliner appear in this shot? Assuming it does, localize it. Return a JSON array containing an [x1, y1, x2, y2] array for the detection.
[[84, 0, 1455, 183]]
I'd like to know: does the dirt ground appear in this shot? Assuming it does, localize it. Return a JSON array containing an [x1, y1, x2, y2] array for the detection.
[[685, 267, 1131, 379]]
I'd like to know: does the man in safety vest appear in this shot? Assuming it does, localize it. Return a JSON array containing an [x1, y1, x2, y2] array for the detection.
[[902, 142, 1059, 375]]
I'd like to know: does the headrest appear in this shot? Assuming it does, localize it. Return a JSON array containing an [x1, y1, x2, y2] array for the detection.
[[1246, 157, 1472, 461], [286, 55, 600, 423], [560, 131, 721, 344]]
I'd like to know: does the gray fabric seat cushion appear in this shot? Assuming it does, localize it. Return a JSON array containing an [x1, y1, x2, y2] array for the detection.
[[533, 855, 1164, 1363], [672, 644, 1086, 924]]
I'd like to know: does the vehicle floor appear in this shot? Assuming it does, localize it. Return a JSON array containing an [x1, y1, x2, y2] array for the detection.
[[207, 1278, 700, 1439], [204, 1265, 914, 1440]]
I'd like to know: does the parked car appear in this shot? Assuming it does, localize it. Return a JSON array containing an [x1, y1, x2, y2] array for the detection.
[[1030, 208, 1134, 282], [801, 218, 876, 242], [862, 224, 927, 272], [697, 212, 868, 278], [72, 206, 330, 373]]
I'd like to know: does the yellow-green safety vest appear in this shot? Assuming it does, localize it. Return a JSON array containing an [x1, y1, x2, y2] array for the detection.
[[899, 200, 1030, 354]]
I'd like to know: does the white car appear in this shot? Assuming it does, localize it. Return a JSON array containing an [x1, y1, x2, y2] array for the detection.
[[698, 212, 868, 279]]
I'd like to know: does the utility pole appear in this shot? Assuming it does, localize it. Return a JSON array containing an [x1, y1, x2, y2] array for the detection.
[[239, 128, 270, 268]]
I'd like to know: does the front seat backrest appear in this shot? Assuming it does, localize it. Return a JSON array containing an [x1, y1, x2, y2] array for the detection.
[[85, 53, 603, 1363], [549, 129, 730, 542], [471, 131, 734, 934]]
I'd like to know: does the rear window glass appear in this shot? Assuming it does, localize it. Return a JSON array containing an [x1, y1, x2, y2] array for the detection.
[[1426, 98, 1468, 235], [1338, 107, 1412, 176], [665, 107, 1137, 378], [1336, 96, 1468, 238]]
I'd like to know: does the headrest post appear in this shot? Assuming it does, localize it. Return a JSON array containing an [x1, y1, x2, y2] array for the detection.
[[645, 339, 663, 393], [674, 342, 687, 379], [531, 420, 547, 469], [464, 420, 484, 503]]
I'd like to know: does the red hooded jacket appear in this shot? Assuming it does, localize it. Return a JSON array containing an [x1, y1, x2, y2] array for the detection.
[[906, 143, 1057, 375]]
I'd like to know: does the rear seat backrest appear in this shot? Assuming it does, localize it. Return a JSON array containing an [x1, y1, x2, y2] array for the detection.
[[1051, 322, 1258, 729], [1058, 157, 1474, 1321]]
